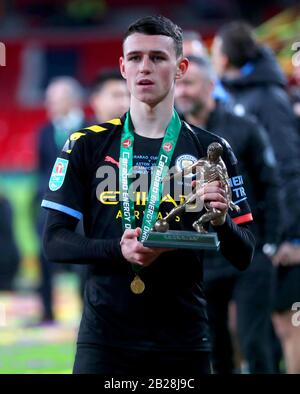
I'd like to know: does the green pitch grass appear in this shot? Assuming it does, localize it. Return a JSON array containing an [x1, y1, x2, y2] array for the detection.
[[0, 273, 82, 374], [0, 341, 75, 374]]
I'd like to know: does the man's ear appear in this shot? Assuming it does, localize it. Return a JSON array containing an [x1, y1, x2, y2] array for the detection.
[[175, 57, 189, 80], [119, 57, 126, 79]]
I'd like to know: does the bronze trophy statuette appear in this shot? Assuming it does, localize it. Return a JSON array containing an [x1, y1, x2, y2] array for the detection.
[[143, 142, 240, 251]]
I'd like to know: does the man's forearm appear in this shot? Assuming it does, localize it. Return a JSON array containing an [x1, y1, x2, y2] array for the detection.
[[212, 215, 255, 270], [43, 209, 124, 265]]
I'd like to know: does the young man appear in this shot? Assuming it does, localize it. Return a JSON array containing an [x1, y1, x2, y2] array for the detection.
[[41, 16, 255, 375]]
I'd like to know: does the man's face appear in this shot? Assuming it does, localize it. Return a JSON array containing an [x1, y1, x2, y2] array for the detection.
[[175, 62, 213, 115], [211, 36, 227, 77], [120, 33, 185, 106], [45, 83, 76, 120], [90, 80, 130, 121]]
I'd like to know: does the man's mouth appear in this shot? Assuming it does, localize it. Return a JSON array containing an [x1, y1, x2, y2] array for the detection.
[[137, 79, 154, 85]]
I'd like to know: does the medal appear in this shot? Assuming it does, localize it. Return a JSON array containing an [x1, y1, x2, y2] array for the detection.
[[120, 110, 181, 294], [130, 275, 145, 295]]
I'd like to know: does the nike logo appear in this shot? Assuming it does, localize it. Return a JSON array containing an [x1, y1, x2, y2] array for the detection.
[[104, 155, 119, 167]]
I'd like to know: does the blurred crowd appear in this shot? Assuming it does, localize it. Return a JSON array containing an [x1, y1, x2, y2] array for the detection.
[[0, 0, 285, 33], [1, 19, 300, 374]]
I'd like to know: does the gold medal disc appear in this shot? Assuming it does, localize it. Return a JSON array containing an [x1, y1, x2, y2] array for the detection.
[[130, 275, 145, 295]]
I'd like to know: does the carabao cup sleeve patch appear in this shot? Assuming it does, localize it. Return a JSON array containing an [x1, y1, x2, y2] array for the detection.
[[49, 158, 69, 191]]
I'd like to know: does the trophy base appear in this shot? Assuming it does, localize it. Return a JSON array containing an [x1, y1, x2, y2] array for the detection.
[[143, 230, 220, 251]]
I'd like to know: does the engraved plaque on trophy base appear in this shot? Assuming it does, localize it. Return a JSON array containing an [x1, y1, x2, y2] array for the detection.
[[143, 230, 220, 250]]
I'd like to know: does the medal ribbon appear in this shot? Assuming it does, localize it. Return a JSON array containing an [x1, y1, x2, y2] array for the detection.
[[119, 110, 181, 272]]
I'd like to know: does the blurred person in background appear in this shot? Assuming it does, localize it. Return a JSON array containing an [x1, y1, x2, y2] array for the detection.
[[89, 68, 130, 124], [183, 31, 209, 58], [182, 31, 231, 105], [271, 237, 300, 373], [211, 21, 300, 373], [0, 194, 19, 291], [38, 77, 87, 197], [290, 90, 300, 136], [289, 62, 300, 137], [36, 76, 88, 324], [273, 243, 300, 267], [175, 55, 282, 373]]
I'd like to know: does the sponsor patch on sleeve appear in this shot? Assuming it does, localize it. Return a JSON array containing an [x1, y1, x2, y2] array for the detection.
[[229, 175, 247, 204], [49, 158, 69, 191], [229, 175, 253, 224]]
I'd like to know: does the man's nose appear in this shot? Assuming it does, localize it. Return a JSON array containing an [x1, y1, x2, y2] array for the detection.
[[139, 56, 151, 73]]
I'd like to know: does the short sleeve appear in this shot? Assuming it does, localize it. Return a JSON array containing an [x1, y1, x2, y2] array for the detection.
[[41, 132, 88, 220]]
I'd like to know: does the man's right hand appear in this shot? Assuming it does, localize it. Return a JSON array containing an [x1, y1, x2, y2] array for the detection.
[[120, 227, 173, 267], [272, 242, 300, 266]]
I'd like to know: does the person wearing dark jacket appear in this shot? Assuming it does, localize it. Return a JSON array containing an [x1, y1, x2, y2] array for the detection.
[[0, 195, 19, 291], [36, 76, 88, 323], [175, 55, 282, 373], [211, 21, 300, 373]]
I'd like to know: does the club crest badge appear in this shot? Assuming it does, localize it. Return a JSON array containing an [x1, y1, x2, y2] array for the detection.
[[175, 154, 197, 178], [49, 158, 69, 191]]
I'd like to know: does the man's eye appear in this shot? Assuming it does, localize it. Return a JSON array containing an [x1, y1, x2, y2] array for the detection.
[[128, 56, 140, 61], [152, 56, 164, 61]]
